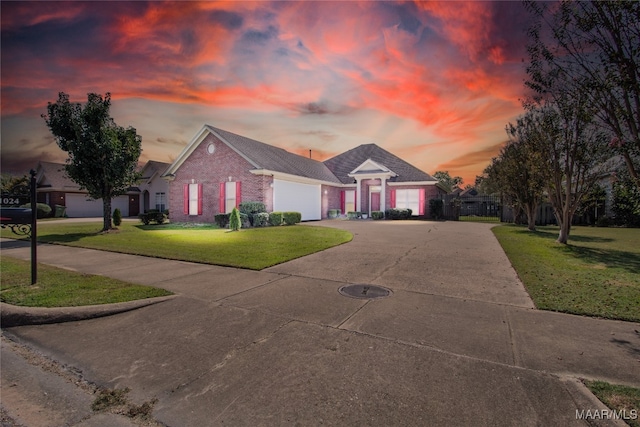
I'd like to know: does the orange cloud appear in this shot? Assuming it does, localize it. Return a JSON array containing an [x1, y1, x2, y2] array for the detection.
[[435, 141, 507, 185]]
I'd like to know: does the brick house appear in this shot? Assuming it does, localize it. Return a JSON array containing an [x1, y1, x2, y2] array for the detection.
[[162, 125, 446, 222]]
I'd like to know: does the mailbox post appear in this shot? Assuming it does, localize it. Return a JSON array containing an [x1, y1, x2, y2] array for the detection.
[[0, 170, 37, 284], [30, 169, 37, 284]]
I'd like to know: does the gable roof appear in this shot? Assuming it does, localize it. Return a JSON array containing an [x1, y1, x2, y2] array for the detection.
[[36, 161, 80, 190], [140, 160, 171, 183], [323, 144, 437, 184], [164, 126, 439, 187], [207, 126, 341, 183]]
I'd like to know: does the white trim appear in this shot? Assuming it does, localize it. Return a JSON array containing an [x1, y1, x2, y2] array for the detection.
[[349, 158, 396, 175], [387, 181, 440, 186], [251, 169, 346, 187]]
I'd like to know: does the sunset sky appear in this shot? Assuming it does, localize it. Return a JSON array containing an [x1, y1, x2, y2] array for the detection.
[[1, 1, 534, 185]]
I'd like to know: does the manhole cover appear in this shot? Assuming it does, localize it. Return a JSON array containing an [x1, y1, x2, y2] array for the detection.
[[338, 284, 392, 299]]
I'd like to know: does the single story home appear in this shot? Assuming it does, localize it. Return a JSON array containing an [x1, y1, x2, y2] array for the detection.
[[35, 161, 141, 217], [138, 160, 171, 214], [163, 125, 446, 222]]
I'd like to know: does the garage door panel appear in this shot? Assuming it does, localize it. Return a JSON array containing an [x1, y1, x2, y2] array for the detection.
[[65, 194, 129, 218], [273, 180, 321, 221]]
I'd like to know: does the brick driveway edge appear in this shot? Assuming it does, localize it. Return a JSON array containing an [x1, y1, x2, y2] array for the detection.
[[0, 295, 177, 327]]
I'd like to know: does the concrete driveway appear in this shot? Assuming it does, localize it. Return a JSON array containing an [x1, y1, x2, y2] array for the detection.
[[1, 220, 638, 426]]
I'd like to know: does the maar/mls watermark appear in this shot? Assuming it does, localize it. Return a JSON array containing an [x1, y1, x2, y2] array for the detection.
[[576, 409, 638, 421]]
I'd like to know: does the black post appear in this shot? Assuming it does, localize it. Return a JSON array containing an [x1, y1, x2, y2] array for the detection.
[[30, 169, 37, 285]]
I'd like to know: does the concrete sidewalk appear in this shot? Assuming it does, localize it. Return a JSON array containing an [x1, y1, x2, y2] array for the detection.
[[1, 221, 638, 426]]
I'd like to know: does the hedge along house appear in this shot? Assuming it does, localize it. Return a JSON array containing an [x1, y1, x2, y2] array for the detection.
[[162, 125, 445, 223]]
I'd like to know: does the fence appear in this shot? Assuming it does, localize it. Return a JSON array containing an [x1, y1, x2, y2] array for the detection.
[[440, 194, 557, 225]]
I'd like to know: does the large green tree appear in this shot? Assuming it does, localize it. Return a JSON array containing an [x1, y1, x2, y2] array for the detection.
[[433, 171, 463, 193], [525, 0, 640, 188], [528, 103, 609, 244], [483, 111, 547, 231], [43, 93, 142, 231]]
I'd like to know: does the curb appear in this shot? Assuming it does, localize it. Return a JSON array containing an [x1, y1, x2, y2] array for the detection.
[[1, 295, 177, 327]]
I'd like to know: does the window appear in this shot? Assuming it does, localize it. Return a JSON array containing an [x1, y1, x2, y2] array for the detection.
[[393, 189, 425, 215], [155, 192, 166, 212], [183, 183, 202, 216], [344, 190, 355, 213], [225, 181, 236, 213], [189, 184, 199, 215], [219, 181, 241, 213]]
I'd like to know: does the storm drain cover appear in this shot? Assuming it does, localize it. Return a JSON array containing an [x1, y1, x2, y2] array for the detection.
[[338, 284, 392, 299]]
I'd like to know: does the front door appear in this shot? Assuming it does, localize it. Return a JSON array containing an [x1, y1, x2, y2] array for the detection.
[[371, 191, 380, 213]]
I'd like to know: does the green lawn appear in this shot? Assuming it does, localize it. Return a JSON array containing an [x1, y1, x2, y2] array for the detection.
[[1, 256, 172, 307], [493, 225, 640, 322], [585, 380, 640, 427], [2, 221, 353, 270]]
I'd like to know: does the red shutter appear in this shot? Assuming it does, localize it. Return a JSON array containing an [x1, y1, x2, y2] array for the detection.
[[390, 189, 396, 208], [197, 184, 203, 215], [340, 191, 345, 213], [236, 182, 242, 208], [419, 188, 425, 215], [219, 183, 225, 213], [183, 184, 189, 215]]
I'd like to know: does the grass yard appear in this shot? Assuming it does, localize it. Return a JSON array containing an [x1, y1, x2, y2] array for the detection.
[[1, 221, 353, 270], [493, 225, 640, 322], [0, 256, 172, 307], [584, 380, 640, 427]]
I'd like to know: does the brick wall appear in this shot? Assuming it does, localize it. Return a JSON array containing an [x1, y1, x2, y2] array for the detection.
[[170, 133, 271, 223]]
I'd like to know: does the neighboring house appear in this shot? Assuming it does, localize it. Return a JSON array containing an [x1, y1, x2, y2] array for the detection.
[[138, 160, 171, 213], [162, 125, 446, 222], [35, 161, 140, 217]]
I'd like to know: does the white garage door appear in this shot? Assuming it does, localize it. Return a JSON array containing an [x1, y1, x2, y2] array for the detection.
[[65, 194, 129, 218], [273, 179, 321, 221]]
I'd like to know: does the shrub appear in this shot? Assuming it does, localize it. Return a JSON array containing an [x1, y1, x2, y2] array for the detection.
[[371, 211, 384, 220], [229, 207, 241, 231], [214, 213, 230, 228], [21, 203, 51, 218], [239, 201, 266, 226], [252, 212, 270, 227], [283, 211, 302, 225], [138, 211, 167, 225], [239, 212, 251, 229], [269, 211, 283, 226], [328, 209, 339, 219], [429, 199, 444, 219], [347, 211, 362, 220], [385, 208, 412, 220], [113, 208, 122, 226], [239, 201, 266, 216]]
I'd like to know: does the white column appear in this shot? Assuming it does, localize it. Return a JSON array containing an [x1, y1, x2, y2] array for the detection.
[[355, 177, 362, 212], [380, 177, 386, 213]]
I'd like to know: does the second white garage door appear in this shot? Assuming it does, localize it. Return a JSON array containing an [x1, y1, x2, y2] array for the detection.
[[65, 194, 129, 218], [273, 179, 321, 221]]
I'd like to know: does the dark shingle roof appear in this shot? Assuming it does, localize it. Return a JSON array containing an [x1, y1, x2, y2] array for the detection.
[[323, 144, 437, 184], [207, 126, 342, 183], [36, 161, 79, 189]]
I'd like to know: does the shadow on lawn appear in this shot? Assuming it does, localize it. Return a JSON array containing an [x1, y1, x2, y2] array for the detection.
[[558, 245, 640, 275], [520, 228, 615, 244], [511, 227, 639, 274]]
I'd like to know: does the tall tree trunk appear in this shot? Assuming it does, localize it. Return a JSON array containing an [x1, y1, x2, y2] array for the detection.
[[525, 203, 538, 231], [557, 206, 571, 244], [102, 197, 112, 232]]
